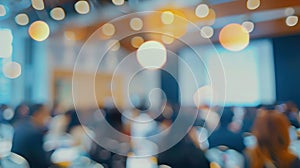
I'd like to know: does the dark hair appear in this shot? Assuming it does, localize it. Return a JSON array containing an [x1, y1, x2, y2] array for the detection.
[[219, 107, 234, 127], [105, 108, 123, 131], [29, 104, 45, 116], [65, 109, 81, 133], [10, 103, 29, 124]]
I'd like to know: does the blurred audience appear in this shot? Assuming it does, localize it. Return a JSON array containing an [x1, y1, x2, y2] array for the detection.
[[2, 99, 300, 168], [241, 107, 258, 133], [283, 102, 300, 128], [158, 125, 210, 168], [197, 103, 220, 132], [11, 103, 29, 125], [12, 104, 51, 168], [89, 107, 128, 168], [246, 110, 300, 168], [65, 109, 94, 153], [208, 107, 246, 153]]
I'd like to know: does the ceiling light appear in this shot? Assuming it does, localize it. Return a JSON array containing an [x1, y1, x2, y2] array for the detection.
[[247, 0, 260, 10], [50, 7, 65, 21], [15, 13, 29, 26], [31, 0, 44, 10], [200, 26, 214, 38], [74, 1, 90, 15], [28, 21, 50, 41], [242, 21, 255, 33], [286, 16, 298, 27], [102, 23, 116, 36], [130, 17, 143, 31], [112, 0, 124, 6], [161, 11, 174, 25], [195, 4, 209, 18]]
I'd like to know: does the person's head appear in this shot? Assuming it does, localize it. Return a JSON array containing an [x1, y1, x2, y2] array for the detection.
[[253, 110, 290, 152], [219, 107, 234, 128], [249, 110, 296, 168], [285, 101, 298, 113], [14, 103, 29, 119], [29, 104, 50, 127], [65, 109, 81, 133], [106, 108, 123, 131]]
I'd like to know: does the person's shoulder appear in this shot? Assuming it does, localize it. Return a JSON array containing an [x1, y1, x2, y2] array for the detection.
[[291, 157, 300, 168], [14, 119, 30, 130]]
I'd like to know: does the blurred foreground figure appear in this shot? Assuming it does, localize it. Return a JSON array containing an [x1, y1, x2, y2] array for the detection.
[[157, 111, 210, 168], [89, 107, 128, 168], [283, 102, 300, 128], [12, 103, 30, 125], [246, 110, 300, 168], [12, 104, 51, 168], [208, 108, 245, 153]]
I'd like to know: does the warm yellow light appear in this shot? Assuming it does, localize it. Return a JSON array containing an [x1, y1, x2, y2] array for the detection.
[[64, 31, 75, 40], [161, 34, 174, 44], [15, 13, 29, 26], [0, 4, 6, 16], [195, 4, 209, 18], [112, 0, 124, 6], [107, 39, 120, 51], [31, 0, 44, 10], [200, 26, 214, 38], [286, 16, 298, 27], [145, 9, 188, 40], [219, 23, 249, 51], [137, 41, 167, 69], [242, 21, 255, 33], [130, 17, 143, 31], [3, 62, 22, 79], [161, 11, 174, 25], [247, 0, 260, 10], [74, 1, 90, 15], [102, 23, 116, 36], [28, 21, 50, 41], [131, 36, 144, 48], [210, 162, 221, 168], [50, 7, 65, 21]]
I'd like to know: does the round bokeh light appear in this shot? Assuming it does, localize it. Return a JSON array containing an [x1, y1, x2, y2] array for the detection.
[[219, 23, 249, 51], [28, 20, 50, 41], [136, 41, 167, 69], [3, 62, 22, 79]]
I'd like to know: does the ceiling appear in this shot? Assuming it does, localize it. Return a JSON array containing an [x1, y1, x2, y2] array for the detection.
[[1, 0, 300, 51]]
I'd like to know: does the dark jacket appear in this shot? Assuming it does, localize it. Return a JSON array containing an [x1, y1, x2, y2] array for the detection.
[[158, 135, 210, 168], [12, 119, 50, 168], [208, 127, 246, 153]]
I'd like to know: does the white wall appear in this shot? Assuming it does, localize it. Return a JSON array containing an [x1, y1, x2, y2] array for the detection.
[[47, 35, 161, 109], [179, 39, 276, 107]]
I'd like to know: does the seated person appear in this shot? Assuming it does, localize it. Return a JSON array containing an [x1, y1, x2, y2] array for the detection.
[[157, 111, 210, 168], [246, 110, 300, 168], [283, 102, 300, 128], [208, 107, 245, 153], [158, 125, 210, 168], [89, 107, 128, 168], [12, 104, 51, 168]]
